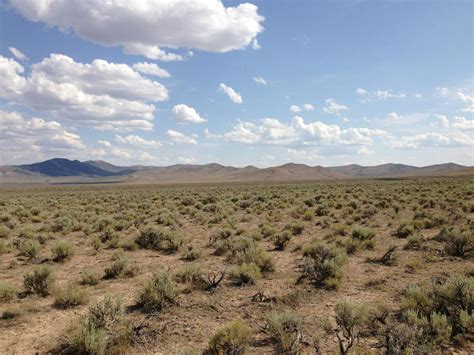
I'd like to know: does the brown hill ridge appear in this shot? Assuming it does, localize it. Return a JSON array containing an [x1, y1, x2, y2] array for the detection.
[[0, 159, 471, 185]]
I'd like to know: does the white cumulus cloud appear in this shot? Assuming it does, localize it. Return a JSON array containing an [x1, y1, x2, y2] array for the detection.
[[132, 62, 171, 78], [10, 0, 264, 60], [0, 110, 84, 164], [166, 129, 197, 144], [0, 54, 169, 131], [172, 104, 206, 124], [219, 83, 243, 104], [323, 99, 349, 116]]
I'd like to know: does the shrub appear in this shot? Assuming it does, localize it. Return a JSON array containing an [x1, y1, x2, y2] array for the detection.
[[0, 283, 17, 303], [266, 311, 301, 352], [181, 245, 202, 261], [176, 263, 205, 289], [400, 276, 473, 339], [54, 283, 88, 309], [298, 242, 346, 289], [136, 227, 183, 253], [229, 263, 261, 286], [395, 222, 416, 238], [285, 222, 304, 236], [79, 270, 100, 286], [271, 231, 292, 250], [52, 240, 74, 262], [405, 233, 423, 250], [104, 252, 137, 279], [333, 301, 369, 354], [23, 265, 55, 297], [351, 227, 375, 241], [260, 223, 276, 238], [438, 227, 473, 258], [225, 237, 274, 272], [18, 239, 40, 260], [137, 271, 178, 313], [206, 320, 252, 355], [69, 295, 133, 354], [0, 225, 11, 238]]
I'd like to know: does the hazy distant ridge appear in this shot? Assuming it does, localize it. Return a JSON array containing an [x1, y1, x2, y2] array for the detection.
[[0, 158, 470, 184]]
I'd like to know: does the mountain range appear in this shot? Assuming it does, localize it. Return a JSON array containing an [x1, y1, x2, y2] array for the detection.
[[0, 158, 471, 185]]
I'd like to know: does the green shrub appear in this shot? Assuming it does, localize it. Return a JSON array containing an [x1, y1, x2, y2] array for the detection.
[[79, 270, 100, 286], [299, 242, 346, 289], [229, 263, 261, 286], [206, 320, 252, 355], [23, 265, 55, 297], [225, 237, 274, 272], [0, 225, 11, 238], [333, 300, 369, 354], [438, 227, 473, 258], [69, 295, 133, 354], [405, 233, 423, 250], [271, 231, 292, 250], [54, 283, 88, 309], [266, 311, 300, 352], [260, 223, 276, 238], [395, 222, 416, 238], [137, 271, 178, 313], [400, 276, 473, 339], [136, 227, 183, 253], [351, 227, 375, 241], [52, 240, 74, 262], [181, 245, 202, 261], [18, 239, 40, 260], [285, 222, 304, 236], [0, 283, 17, 303], [176, 263, 205, 289], [104, 251, 137, 279]]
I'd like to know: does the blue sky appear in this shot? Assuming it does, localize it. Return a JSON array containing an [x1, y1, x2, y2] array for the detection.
[[0, 0, 472, 167]]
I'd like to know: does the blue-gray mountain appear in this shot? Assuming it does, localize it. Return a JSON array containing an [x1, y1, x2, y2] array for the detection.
[[0, 158, 471, 184]]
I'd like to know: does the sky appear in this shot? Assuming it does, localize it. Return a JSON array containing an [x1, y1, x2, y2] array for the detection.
[[0, 0, 473, 167]]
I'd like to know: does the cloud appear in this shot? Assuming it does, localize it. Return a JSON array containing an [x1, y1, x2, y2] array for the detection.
[[290, 103, 314, 113], [253, 76, 267, 85], [0, 110, 84, 163], [178, 156, 198, 164], [357, 146, 374, 155], [206, 116, 388, 147], [8, 47, 29, 61], [0, 54, 169, 131], [114, 134, 162, 148], [385, 112, 429, 125], [286, 148, 319, 163], [456, 90, 474, 113], [171, 104, 206, 124], [251, 38, 261, 50], [132, 62, 171, 78], [289, 105, 302, 113], [451, 116, 474, 130], [434, 114, 450, 129], [356, 88, 406, 101], [10, 0, 264, 60], [392, 131, 473, 150], [166, 129, 197, 144], [392, 133, 452, 149], [97, 140, 112, 148], [436, 87, 450, 96], [219, 83, 243, 104], [323, 98, 349, 116]]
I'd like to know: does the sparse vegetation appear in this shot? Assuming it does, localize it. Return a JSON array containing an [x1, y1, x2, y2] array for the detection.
[[0, 178, 472, 353]]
